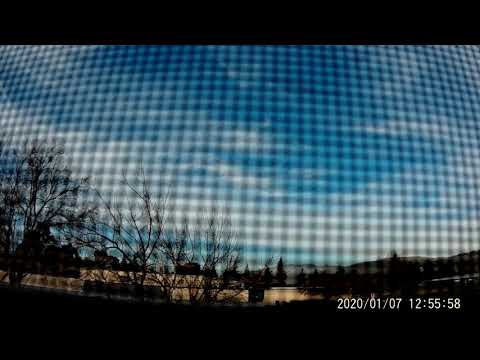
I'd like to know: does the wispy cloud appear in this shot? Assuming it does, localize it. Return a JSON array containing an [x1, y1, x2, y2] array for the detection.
[[3, 45, 480, 265]]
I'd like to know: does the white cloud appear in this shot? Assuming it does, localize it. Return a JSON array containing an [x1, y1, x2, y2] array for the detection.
[[358, 119, 451, 139], [3, 83, 480, 264]]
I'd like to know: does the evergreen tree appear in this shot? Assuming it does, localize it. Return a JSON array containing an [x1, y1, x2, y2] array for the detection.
[[275, 257, 287, 286], [388, 251, 401, 292], [296, 268, 306, 288], [263, 265, 273, 288], [243, 264, 250, 277], [308, 269, 320, 288]]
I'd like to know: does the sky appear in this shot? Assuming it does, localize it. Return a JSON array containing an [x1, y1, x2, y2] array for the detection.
[[1, 45, 480, 267]]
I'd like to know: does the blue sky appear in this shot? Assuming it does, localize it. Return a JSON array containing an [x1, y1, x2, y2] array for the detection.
[[1, 45, 480, 266]]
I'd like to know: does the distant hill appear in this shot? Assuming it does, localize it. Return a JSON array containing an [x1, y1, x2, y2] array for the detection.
[[283, 250, 480, 278], [345, 256, 428, 274], [445, 249, 480, 263], [283, 264, 338, 285], [284, 264, 337, 274]]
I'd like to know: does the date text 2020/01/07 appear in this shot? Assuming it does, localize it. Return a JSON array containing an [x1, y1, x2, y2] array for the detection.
[[337, 297, 462, 311], [337, 297, 402, 310]]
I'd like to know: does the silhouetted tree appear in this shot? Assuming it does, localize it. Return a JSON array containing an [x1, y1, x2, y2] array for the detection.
[[243, 264, 250, 279], [71, 166, 168, 298], [223, 262, 240, 282], [387, 251, 401, 293], [308, 269, 321, 288], [77, 167, 244, 305], [263, 265, 273, 289], [0, 141, 94, 286], [333, 266, 346, 293], [157, 208, 243, 304], [275, 257, 287, 286], [241, 258, 274, 303], [295, 268, 306, 288]]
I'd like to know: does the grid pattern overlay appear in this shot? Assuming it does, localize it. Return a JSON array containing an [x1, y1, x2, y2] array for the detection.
[[1, 45, 480, 268]]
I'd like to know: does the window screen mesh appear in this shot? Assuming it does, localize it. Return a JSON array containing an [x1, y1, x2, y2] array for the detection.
[[1, 45, 480, 275]]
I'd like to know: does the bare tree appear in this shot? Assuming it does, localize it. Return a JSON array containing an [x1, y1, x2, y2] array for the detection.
[[71, 165, 243, 304], [72, 167, 169, 298], [156, 208, 243, 304], [0, 140, 95, 286]]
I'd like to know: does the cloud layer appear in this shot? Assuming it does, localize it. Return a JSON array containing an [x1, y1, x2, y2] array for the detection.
[[2, 45, 480, 265]]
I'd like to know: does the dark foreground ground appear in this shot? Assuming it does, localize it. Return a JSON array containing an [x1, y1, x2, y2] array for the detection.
[[2, 285, 480, 312], [0, 283, 336, 316], [2, 283, 479, 333], [1, 285, 478, 348]]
